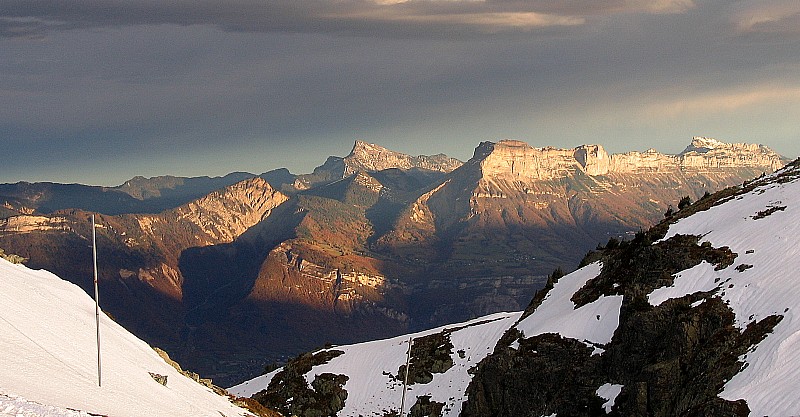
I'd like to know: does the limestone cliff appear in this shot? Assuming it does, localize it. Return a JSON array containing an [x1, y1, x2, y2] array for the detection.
[[139, 177, 289, 246], [0, 215, 71, 233], [379, 137, 787, 329], [476, 137, 786, 180]]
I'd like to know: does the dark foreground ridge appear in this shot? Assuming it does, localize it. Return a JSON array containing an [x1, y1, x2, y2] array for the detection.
[[460, 161, 800, 416]]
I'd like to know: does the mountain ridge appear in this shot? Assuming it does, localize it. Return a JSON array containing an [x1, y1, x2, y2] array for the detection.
[[0, 136, 789, 386], [232, 157, 800, 417]]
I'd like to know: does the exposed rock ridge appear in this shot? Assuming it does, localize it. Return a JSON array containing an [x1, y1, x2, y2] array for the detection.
[[344, 140, 463, 176], [292, 141, 461, 190], [476, 137, 786, 180], [141, 177, 289, 245], [0, 215, 71, 233]]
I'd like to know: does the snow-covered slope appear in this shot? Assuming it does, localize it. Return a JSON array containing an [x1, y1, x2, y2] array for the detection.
[[460, 160, 800, 416], [229, 312, 520, 416], [0, 259, 251, 417], [515, 262, 622, 351], [651, 167, 800, 415]]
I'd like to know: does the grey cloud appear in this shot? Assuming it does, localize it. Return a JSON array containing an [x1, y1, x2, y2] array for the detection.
[[1, 0, 699, 39], [2, 0, 799, 186], [485, 0, 695, 15], [729, 0, 800, 34], [743, 12, 800, 35]]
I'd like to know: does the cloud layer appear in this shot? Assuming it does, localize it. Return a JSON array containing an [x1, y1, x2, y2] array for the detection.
[[2, 0, 699, 38], [1, 0, 798, 185]]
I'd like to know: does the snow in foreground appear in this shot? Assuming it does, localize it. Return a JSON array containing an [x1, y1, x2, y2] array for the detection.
[[0, 259, 250, 417], [649, 168, 800, 416], [1, 393, 94, 417], [230, 311, 520, 416]]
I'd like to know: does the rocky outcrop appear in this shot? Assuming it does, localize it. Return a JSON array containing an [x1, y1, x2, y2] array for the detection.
[[0, 215, 70, 233], [156, 177, 288, 244], [254, 350, 349, 416], [344, 140, 462, 176], [294, 141, 462, 189], [247, 243, 393, 312], [459, 171, 800, 416]]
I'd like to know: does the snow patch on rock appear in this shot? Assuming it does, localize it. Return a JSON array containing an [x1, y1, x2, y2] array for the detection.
[[516, 262, 623, 346]]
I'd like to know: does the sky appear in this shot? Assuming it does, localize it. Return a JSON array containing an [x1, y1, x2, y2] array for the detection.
[[1, 0, 799, 186]]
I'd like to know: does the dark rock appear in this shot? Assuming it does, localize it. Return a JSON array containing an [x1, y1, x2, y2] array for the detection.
[[461, 218, 783, 416], [409, 395, 445, 417], [254, 349, 348, 417], [396, 332, 454, 385], [148, 372, 168, 386]]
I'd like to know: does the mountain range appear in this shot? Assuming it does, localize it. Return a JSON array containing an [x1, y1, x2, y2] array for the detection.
[[230, 156, 800, 417], [0, 136, 788, 386]]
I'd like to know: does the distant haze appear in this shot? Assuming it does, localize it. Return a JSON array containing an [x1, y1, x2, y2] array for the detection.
[[2, 0, 799, 186]]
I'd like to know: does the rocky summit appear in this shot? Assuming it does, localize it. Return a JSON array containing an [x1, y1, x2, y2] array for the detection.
[[0, 137, 788, 385]]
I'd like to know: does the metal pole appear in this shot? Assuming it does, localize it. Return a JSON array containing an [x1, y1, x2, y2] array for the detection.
[[399, 336, 412, 416], [92, 214, 102, 387]]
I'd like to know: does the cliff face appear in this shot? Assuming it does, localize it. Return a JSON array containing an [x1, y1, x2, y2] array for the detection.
[[143, 177, 289, 245], [378, 137, 786, 329], [477, 137, 786, 180]]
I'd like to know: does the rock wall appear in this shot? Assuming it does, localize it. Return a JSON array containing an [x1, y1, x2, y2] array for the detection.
[[477, 137, 786, 180], [0, 215, 70, 233]]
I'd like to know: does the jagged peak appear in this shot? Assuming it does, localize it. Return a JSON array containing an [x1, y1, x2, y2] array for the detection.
[[680, 136, 783, 157], [350, 140, 391, 156], [342, 140, 462, 175], [681, 136, 732, 154]]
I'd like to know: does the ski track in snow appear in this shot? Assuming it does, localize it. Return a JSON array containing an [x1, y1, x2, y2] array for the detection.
[[651, 169, 800, 416], [229, 312, 520, 416], [0, 260, 249, 417]]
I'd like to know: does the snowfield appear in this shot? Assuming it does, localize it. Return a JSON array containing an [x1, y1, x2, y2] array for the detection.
[[229, 311, 520, 416], [0, 259, 250, 417], [515, 262, 622, 349]]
